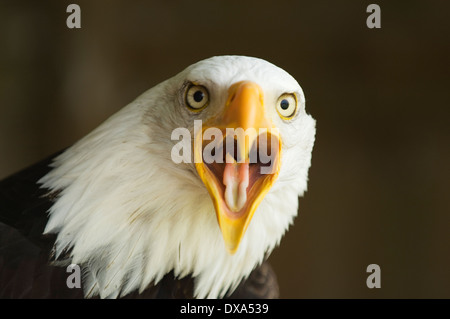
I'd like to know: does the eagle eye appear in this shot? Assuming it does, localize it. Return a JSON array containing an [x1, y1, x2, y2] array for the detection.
[[186, 84, 209, 111], [276, 93, 297, 119]]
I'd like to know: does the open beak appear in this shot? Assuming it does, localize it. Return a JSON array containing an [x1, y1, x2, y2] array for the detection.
[[194, 81, 282, 254]]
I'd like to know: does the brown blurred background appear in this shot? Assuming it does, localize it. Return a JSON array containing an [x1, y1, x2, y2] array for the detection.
[[0, 1, 449, 298]]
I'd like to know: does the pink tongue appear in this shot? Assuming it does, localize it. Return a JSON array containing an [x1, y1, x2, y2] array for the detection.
[[223, 158, 249, 212]]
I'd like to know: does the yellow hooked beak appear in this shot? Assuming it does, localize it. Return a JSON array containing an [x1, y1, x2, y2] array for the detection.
[[194, 81, 282, 254]]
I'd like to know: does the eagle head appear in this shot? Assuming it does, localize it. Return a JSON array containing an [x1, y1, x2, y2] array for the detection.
[[39, 55, 316, 298]]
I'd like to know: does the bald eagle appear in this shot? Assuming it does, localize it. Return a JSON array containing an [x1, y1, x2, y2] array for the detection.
[[0, 56, 315, 298]]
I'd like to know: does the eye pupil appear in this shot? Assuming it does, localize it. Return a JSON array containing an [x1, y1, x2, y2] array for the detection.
[[280, 99, 290, 110], [193, 90, 204, 102]]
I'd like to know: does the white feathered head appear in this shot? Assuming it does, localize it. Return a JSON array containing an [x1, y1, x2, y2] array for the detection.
[[39, 55, 316, 298]]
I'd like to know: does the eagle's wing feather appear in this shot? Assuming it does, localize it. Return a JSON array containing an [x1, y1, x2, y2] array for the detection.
[[0, 151, 84, 298], [228, 261, 279, 299]]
